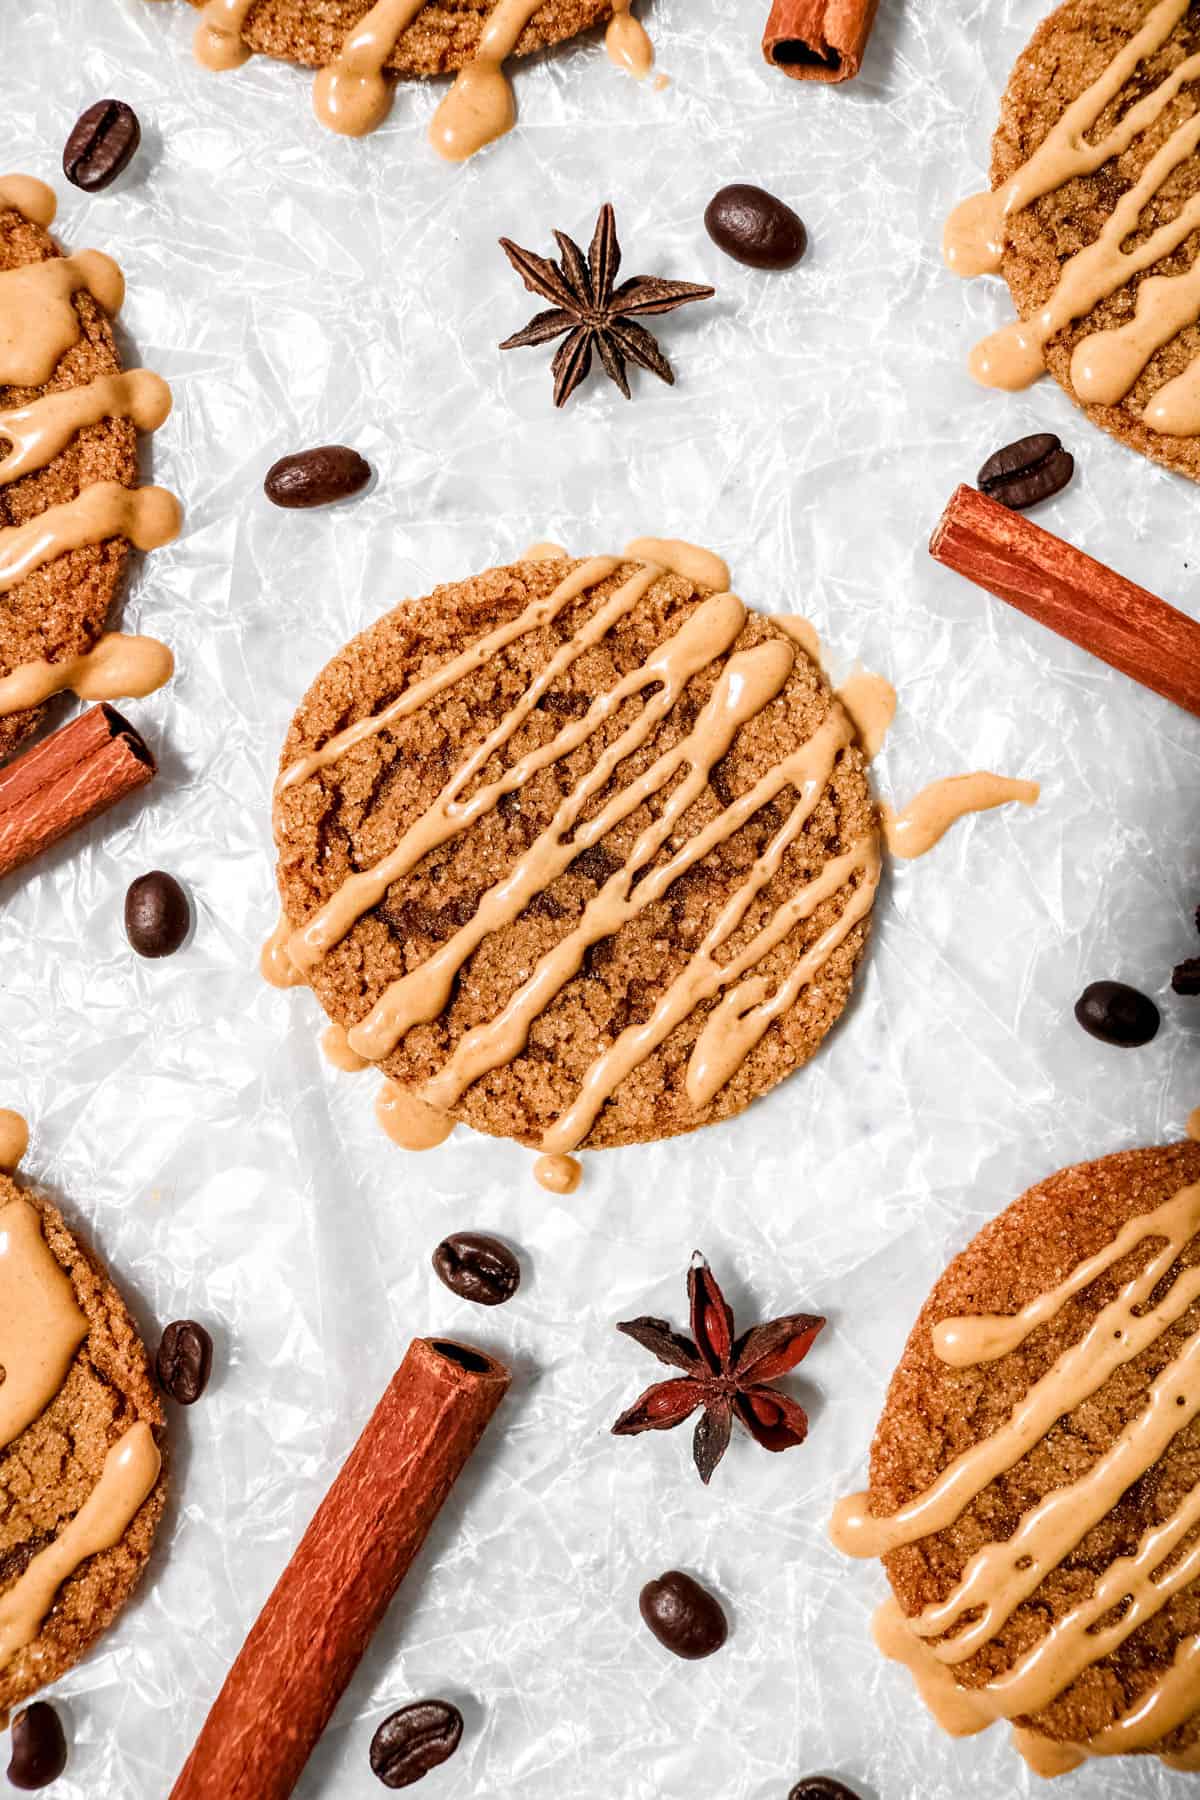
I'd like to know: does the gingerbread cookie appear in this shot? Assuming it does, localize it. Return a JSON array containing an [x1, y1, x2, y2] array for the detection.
[[0, 1167, 166, 1723], [833, 1139, 1200, 1777], [945, 0, 1200, 483], [168, 0, 648, 157], [0, 176, 178, 765], [268, 545, 881, 1152]]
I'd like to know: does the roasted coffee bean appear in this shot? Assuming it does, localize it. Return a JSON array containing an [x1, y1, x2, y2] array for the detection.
[[157, 1319, 214, 1405], [704, 183, 807, 270], [63, 100, 141, 192], [1074, 979, 1160, 1047], [638, 1570, 728, 1659], [125, 870, 191, 958], [369, 1701, 463, 1789], [788, 1781, 862, 1800], [1173, 956, 1200, 996], [264, 446, 371, 509], [977, 432, 1074, 510], [432, 1232, 520, 1307], [7, 1703, 67, 1790]]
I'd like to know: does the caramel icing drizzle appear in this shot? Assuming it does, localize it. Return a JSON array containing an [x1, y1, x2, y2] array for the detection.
[[833, 1175, 1200, 1771], [0, 484, 181, 595], [0, 632, 174, 719], [0, 1109, 28, 1172], [0, 370, 172, 486], [0, 251, 125, 389], [272, 550, 883, 1150], [0, 1196, 88, 1449], [883, 774, 1039, 860], [944, 0, 1200, 434], [0, 1421, 160, 1666], [198, 0, 655, 156]]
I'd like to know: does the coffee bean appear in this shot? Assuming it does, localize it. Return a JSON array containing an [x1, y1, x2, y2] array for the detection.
[[977, 432, 1074, 510], [369, 1701, 463, 1789], [788, 1781, 861, 1800], [7, 1703, 67, 1790], [432, 1233, 520, 1307], [638, 1570, 727, 1659], [63, 100, 141, 192], [264, 446, 371, 509], [157, 1319, 214, 1405], [1173, 956, 1200, 996], [125, 871, 191, 958], [1074, 979, 1160, 1047], [704, 183, 807, 270]]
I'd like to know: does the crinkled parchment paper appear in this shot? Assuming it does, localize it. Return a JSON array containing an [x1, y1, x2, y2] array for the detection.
[[0, 1, 1198, 1795]]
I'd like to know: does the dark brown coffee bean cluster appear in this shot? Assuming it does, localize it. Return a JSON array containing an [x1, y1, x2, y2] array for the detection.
[[704, 184, 807, 270], [157, 1320, 214, 1405], [1074, 979, 1160, 1047], [264, 446, 371, 509], [788, 1781, 861, 1800], [125, 871, 191, 958], [432, 1233, 520, 1306], [369, 1701, 463, 1789], [638, 1570, 727, 1659], [7, 1704, 67, 1790], [978, 432, 1074, 510], [63, 100, 141, 192]]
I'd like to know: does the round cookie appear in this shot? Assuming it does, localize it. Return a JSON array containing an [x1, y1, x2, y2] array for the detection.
[[182, 0, 612, 78], [0, 193, 138, 762], [987, 0, 1200, 482], [272, 553, 879, 1151], [858, 1141, 1200, 1771], [0, 1174, 166, 1723]]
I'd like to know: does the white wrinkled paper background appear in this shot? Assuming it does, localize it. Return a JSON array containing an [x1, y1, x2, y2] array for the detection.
[[0, 0, 1198, 1794]]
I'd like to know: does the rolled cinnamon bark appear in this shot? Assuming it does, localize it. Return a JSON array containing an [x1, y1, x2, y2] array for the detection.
[[170, 1338, 510, 1800], [930, 484, 1200, 719], [0, 703, 155, 880], [763, 0, 881, 82]]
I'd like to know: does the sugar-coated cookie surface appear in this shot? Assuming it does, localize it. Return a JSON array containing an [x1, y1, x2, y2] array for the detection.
[[0, 197, 136, 762], [864, 1141, 1200, 1770], [272, 555, 878, 1150], [183, 0, 612, 76], [993, 0, 1200, 481], [0, 1175, 166, 1724]]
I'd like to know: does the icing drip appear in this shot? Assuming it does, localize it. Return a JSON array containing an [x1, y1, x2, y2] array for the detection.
[[0, 484, 181, 595], [837, 669, 896, 759], [534, 1152, 581, 1194], [944, 0, 1200, 434], [0, 252, 125, 388], [622, 537, 729, 591], [0, 1109, 28, 1172], [0, 370, 172, 486], [313, 0, 426, 136], [0, 1422, 160, 1666], [321, 1023, 369, 1073], [0, 633, 173, 720], [0, 176, 56, 229], [883, 774, 1039, 859], [0, 1197, 88, 1447], [375, 1079, 453, 1151], [1189, 1107, 1200, 1142], [429, 0, 545, 162], [834, 1174, 1200, 1772], [194, 0, 257, 70], [522, 540, 569, 561], [606, 0, 654, 79], [260, 914, 306, 989]]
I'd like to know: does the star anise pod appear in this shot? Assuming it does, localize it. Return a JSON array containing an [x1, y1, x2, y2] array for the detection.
[[498, 201, 715, 408], [611, 1253, 825, 1485]]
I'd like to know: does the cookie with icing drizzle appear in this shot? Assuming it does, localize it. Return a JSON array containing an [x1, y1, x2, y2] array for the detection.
[[0, 176, 178, 763], [946, 0, 1200, 481], [833, 1139, 1200, 1776], [0, 1169, 166, 1724], [270, 550, 880, 1151]]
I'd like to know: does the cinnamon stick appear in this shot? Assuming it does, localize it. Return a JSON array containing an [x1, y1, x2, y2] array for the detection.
[[170, 1338, 510, 1800], [763, 0, 881, 82], [0, 703, 156, 880], [930, 484, 1200, 720]]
